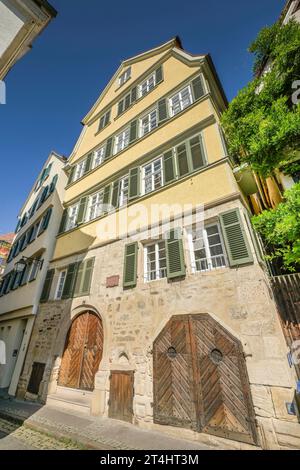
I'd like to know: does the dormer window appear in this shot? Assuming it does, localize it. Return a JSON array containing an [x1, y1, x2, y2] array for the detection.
[[119, 67, 131, 86]]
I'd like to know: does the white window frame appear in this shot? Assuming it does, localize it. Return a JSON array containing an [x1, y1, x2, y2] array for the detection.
[[119, 67, 131, 86], [119, 175, 129, 207], [169, 85, 193, 117], [139, 108, 158, 137], [74, 160, 86, 181], [66, 204, 79, 231], [144, 241, 167, 282], [187, 223, 227, 273], [87, 190, 104, 221], [138, 72, 156, 98], [142, 157, 163, 195], [114, 127, 130, 154], [55, 270, 67, 300], [93, 145, 106, 169]]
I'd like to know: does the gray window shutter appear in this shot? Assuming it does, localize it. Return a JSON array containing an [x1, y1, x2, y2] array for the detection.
[[111, 180, 120, 209], [59, 208, 68, 234], [165, 228, 186, 279], [62, 263, 79, 299], [158, 98, 168, 124], [128, 167, 140, 200], [20, 262, 31, 287], [80, 258, 95, 296], [40, 269, 55, 303], [176, 143, 190, 177], [77, 197, 88, 225], [219, 208, 254, 267], [105, 137, 113, 160], [99, 115, 105, 130], [189, 135, 206, 171], [131, 87, 137, 103], [123, 242, 138, 288], [105, 110, 111, 126], [84, 153, 93, 174], [129, 120, 137, 143], [163, 150, 176, 184], [192, 75, 205, 100], [124, 94, 131, 110], [118, 100, 124, 116], [68, 166, 75, 185], [103, 184, 112, 209], [155, 65, 163, 84], [73, 261, 84, 297]]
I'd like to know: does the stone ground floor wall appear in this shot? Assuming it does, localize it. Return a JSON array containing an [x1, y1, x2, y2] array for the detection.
[[17, 263, 300, 449]]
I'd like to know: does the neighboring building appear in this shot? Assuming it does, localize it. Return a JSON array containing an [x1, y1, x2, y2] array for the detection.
[[0, 0, 57, 80], [0, 152, 67, 396], [18, 38, 299, 449], [281, 0, 300, 24], [0, 233, 14, 277]]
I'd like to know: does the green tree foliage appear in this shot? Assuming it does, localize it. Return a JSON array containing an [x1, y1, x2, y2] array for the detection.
[[221, 20, 300, 176], [252, 183, 300, 269]]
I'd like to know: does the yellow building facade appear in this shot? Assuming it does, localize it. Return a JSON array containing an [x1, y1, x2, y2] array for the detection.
[[18, 38, 300, 449]]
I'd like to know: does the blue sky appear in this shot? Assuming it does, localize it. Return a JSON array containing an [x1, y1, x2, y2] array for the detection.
[[0, 0, 285, 233]]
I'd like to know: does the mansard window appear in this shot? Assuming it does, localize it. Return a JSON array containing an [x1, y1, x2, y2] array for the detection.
[[98, 110, 111, 131], [169, 85, 193, 117], [55, 270, 67, 300], [87, 190, 104, 221], [188, 224, 227, 272], [66, 204, 79, 231], [144, 241, 167, 282], [93, 145, 106, 169], [139, 72, 156, 98], [119, 67, 131, 86], [119, 176, 129, 207], [74, 160, 86, 181], [139, 108, 158, 137], [114, 127, 130, 154], [142, 157, 163, 195]]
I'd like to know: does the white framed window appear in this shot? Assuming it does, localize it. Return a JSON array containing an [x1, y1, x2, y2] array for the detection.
[[114, 127, 130, 154], [87, 191, 104, 221], [144, 241, 167, 282], [119, 176, 129, 207], [55, 270, 67, 300], [169, 85, 193, 117], [138, 72, 156, 98], [66, 204, 79, 231], [139, 108, 158, 137], [93, 145, 106, 168], [142, 157, 163, 195], [119, 67, 131, 86], [74, 160, 86, 181], [188, 224, 227, 272]]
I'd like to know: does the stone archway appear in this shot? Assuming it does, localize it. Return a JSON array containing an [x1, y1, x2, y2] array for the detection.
[[153, 313, 258, 445], [58, 311, 103, 391]]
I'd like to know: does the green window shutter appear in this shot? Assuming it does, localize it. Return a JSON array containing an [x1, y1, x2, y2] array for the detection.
[[131, 87, 137, 103], [99, 115, 105, 130], [75, 258, 95, 296], [73, 261, 84, 297], [68, 166, 75, 185], [129, 120, 137, 143], [84, 153, 93, 174], [111, 180, 120, 209], [176, 143, 190, 177], [219, 208, 254, 267], [40, 269, 55, 303], [192, 75, 205, 100], [105, 137, 113, 160], [42, 207, 52, 232], [62, 263, 79, 299], [155, 65, 163, 84], [38, 186, 49, 208], [118, 100, 124, 116], [105, 110, 111, 126], [158, 98, 168, 124], [77, 197, 88, 225], [123, 242, 138, 288], [50, 174, 58, 193], [163, 150, 176, 184], [124, 94, 131, 110], [165, 228, 186, 279], [58, 208, 68, 234], [189, 135, 206, 171], [128, 167, 140, 200], [103, 184, 112, 210]]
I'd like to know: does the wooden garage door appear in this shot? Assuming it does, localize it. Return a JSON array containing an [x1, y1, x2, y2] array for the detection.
[[58, 312, 103, 391], [153, 314, 257, 445], [108, 371, 134, 423]]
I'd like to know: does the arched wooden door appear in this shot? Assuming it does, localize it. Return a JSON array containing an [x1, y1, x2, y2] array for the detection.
[[58, 311, 103, 391], [153, 314, 258, 445]]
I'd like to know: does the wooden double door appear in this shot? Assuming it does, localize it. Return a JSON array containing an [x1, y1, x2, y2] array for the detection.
[[153, 314, 258, 445], [58, 312, 103, 391]]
